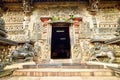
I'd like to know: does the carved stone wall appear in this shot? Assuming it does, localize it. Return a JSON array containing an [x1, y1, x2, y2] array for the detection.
[[2, 2, 120, 63], [28, 4, 93, 63], [2, 9, 26, 42], [92, 5, 120, 40]]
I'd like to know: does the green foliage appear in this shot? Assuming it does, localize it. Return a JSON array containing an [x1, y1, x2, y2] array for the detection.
[[51, 16, 56, 21]]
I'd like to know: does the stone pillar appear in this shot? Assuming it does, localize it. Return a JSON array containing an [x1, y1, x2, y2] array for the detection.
[[22, 0, 33, 41], [40, 17, 51, 63], [71, 17, 82, 63], [23, 15, 30, 41], [33, 17, 51, 64]]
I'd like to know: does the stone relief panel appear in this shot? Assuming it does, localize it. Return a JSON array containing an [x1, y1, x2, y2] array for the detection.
[[98, 13, 120, 23], [79, 39, 91, 62], [72, 44, 82, 63], [99, 6, 119, 13], [30, 23, 42, 40], [3, 9, 24, 23], [38, 6, 81, 17], [92, 7, 120, 40], [2, 9, 26, 42], [79, 22, 91, 39], [96, 23, 118, 39], [41, 44, 50, 62]]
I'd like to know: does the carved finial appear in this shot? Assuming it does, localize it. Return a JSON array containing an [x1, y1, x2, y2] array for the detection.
[[22, 0, 33, 16], [88, 0, 100, 15], [90, 0, 99, 12]]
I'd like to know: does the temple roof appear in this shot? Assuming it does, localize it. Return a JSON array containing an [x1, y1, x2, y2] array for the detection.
[[1, 0, 120, 3]]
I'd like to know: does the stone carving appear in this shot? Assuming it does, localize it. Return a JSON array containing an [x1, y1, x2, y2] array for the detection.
[[98, 23, 117, 38], [34, 41, 41, 57], [83, 40, 90, 55], [89, 0, 99, 12], [2, 9, 27, 42], [42, 44, 50, 62], [73, 44, 82, 62], [99, 14, 119, 22], [38, 6, 80, 17], [23, 0, 32, 15], [9, 42, 35, 62], [90, 42, 115, 63], [23, 16, 30, 40], [79, 22, 91, 39], [0, 10, 17, 77], [99, 6, 118, 13], [115, 18, 120, 36]]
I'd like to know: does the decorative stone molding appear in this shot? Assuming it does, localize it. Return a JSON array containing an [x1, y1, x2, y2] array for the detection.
[[40, 17, 51, 27], [72, 17, 82, 27], [2, 9, 27, 42]]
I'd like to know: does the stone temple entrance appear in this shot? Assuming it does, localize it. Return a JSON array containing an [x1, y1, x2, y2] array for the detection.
[[51, 26, 71, 59]]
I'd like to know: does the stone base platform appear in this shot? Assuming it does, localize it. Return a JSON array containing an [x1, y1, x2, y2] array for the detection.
[[12, 63, 115, 77], [12, 68, 114, 77]]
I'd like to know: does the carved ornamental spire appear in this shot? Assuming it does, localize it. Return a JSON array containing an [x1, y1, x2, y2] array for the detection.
[[22, 0, 33, 16], [88, 0, 100, 15], [89, 0, 100, 12]]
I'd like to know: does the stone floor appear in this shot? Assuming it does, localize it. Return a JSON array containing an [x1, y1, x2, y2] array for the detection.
[[0, 76, 120, 80]]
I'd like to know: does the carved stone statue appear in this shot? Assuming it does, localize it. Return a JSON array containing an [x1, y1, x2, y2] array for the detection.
[[73, 44, 82, 61], [34, 41, 41, 56], [90, 0, 99, 11], [23, 0, 31, 15], [115, 18, 120, 36], [90, 42, 115, 63], [33, 41, 42, 64], [8, 42, 35, 62]]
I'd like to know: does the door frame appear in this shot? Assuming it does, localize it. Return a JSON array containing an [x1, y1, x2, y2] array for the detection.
[[50, 22, 73, 59], [51, 26, 71, 59]]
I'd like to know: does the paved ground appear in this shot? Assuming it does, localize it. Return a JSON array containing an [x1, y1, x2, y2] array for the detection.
[[1, 76, 120, 80]]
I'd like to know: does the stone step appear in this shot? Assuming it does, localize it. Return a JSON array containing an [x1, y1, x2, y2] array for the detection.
[[12, 68, 114, 77], [1, 76, 120, 80], [23, 63, 104, 69], [50, 59, 73, 64]]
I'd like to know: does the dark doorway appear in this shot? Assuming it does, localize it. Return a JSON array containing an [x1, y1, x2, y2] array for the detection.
[[51, 27, 71, 59]]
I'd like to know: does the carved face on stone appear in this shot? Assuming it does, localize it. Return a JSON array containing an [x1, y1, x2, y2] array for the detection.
[[94, 42, 101, 50]]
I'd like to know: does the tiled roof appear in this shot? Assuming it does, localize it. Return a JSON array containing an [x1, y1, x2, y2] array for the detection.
[[2, 0, 120, 3]]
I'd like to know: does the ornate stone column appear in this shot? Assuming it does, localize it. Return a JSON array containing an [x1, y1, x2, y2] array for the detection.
[[23, 16, 30, 41], [88, 0, 100, 39], [71, 17, 82, 63], [34, 17, 51, 63], [22, 0, 33, 41]]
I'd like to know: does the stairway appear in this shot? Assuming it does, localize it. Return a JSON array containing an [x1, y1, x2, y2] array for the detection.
[[12, 63, 115, 77]]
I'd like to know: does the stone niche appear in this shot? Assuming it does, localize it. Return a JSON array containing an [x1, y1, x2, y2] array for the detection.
[[28, 6, 92, 63]]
